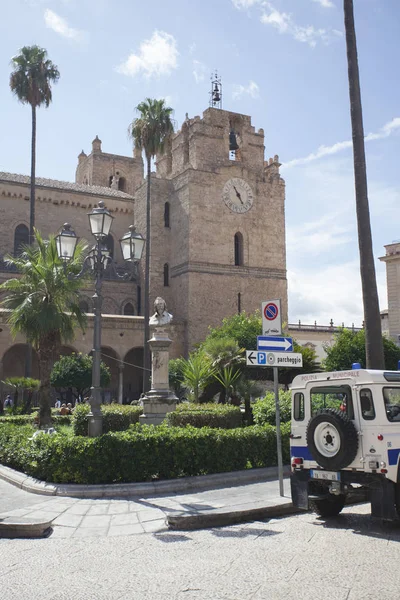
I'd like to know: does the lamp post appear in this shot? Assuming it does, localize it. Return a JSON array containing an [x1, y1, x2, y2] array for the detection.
[[56, 201, 145, 437]]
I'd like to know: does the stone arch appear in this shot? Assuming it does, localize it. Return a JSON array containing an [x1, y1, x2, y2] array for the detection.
[[123, 347, 144, 402], [164, 263, 169, 287], [118, 177, 126, 192], [14, 224, 29, 256], [234, 232, 244, 266], [123, 301, 135, 316], [59, 345, 77, 357], [2, 344, 39, 380], [102, 296, 119, 315], [164, 201, 170, 228]]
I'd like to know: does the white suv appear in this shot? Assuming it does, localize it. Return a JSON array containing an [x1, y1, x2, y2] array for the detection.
[[290, 368, 400, 520]]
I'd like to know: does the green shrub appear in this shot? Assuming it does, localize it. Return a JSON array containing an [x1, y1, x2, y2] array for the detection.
[[0, 413, 72, 427], [253, 391, 292, 426], [0, 421, 290, 484], [0, 415, 34, 426], [167, 403, 242, 429], [72, 404, 142, 436]]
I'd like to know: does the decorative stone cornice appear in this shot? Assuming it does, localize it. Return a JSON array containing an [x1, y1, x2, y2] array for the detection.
[[171, 261, 286, 280]]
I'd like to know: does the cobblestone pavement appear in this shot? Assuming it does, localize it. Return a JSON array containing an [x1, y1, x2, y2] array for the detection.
[[2, 503, 400, 599], [0, 477, 291, 538]]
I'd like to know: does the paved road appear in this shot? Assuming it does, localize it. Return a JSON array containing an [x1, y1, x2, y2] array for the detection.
[[2, 502, 400, 599]]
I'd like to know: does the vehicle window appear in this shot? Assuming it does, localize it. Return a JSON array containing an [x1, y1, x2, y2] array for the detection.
[[383, 387, 400, 422], [360, 388, 375, 420], [310, 385, 354, 420], [294, 393, 304, 421]]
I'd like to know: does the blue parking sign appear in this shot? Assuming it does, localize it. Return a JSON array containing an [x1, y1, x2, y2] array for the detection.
[[258, 352, 266, 365]]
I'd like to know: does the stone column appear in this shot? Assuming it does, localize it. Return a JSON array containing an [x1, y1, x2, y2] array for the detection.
[[139, 326, 177, 425], [118, 362, 124, 404]]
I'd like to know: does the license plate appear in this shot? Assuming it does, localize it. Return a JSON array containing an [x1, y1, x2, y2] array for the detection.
[[310, 470, 340, 482]]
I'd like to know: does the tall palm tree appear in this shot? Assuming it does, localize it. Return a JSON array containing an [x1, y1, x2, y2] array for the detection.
[[0, 230, 87, 427], [9, 46, 60, 245], [343, 0, 384, 369], [128, 98, 174, 392]]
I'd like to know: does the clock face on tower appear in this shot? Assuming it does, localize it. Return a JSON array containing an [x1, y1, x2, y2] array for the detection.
[[222, 178, 254, 214]]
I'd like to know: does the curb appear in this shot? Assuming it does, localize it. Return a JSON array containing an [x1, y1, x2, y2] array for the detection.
[[0, 517, 52, 539], [167, 500, 298, 530], [0, 464, 291, 499]]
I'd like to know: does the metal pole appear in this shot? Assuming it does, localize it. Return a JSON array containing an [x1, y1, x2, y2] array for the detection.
[[88, 240, 103, 437], [274, 366, 284, 497]]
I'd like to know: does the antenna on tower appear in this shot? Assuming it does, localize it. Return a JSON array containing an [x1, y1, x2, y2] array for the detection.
[[210, 71, 222, 109]]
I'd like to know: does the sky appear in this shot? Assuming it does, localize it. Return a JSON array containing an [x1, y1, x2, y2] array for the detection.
[[0, 0, 399, 328]]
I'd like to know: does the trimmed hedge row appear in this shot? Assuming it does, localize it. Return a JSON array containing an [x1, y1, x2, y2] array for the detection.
[[0, 422, 290, 484], [166, 403, 242, 429], [0, 414, 72, 426], [72, 404, 143, 436]]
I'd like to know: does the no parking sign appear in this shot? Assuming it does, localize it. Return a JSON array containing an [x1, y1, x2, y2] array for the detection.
[[262, 299, 282, 335]]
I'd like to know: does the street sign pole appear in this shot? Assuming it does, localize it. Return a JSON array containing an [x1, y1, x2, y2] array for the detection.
[[274, 366, 284, 497]]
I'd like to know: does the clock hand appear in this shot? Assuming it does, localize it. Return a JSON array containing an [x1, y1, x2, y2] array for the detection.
[[232, 185, 244, 204]]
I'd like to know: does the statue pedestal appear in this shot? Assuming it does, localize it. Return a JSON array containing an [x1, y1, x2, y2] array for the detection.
[[139, 326, 177, 426]]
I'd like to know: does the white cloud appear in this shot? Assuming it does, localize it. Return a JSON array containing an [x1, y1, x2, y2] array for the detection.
[[232, 0, 260, 8], [232, 80, 260, 100], [44, 9, 84, 40], [283, 117, 400, 168], [193, 60, 207, 84], [260, 3, 334, 47], [311, 0, 335, 8], [231, 0, 339, 47], [116, 31, 178, 79], [287, 212, 354, 256]]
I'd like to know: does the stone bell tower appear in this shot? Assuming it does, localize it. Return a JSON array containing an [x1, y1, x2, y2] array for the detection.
[[75, 135, 144, 195], [134, 106, 287, 355]]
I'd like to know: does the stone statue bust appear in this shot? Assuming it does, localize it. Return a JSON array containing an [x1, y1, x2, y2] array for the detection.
[[149, 296, 173, 326]]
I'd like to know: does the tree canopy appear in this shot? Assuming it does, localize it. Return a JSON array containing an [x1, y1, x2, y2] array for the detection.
[[10, 45, 60, 108], [51, 353, 111, 400], [324, 328, 400, 372]]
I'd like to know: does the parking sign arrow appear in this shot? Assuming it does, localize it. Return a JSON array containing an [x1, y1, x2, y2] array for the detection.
[[257, 336, 293, 352]]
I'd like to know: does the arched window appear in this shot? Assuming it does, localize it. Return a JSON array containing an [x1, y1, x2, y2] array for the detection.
[[234, 232, 243, 266], [14, 224, 29, 256], [123, 302, 135, 316], [118, 177, 126, 192], [164, 202, 170, 228], [164, 263, 169, 287], [79, 300, 89, 313], [103, 234, 114, 258], [137, 285, 142, 315]]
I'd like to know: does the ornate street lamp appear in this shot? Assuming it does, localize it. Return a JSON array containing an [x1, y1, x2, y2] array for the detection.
[[56, 202, 145, 437]]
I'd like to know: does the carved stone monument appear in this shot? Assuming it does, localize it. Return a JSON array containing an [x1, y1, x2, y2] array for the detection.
[[139, 297, 177, 425]]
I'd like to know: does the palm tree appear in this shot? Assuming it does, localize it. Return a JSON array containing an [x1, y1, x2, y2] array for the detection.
[[9, 46, 60, 245], [343, 0, 384, 369], [0, 230, 87, 427], [181, 352, 215, 403], [128, 98, 174, 392]]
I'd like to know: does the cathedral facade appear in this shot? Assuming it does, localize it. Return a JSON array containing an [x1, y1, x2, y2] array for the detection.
[[0, 107, 287, 401]]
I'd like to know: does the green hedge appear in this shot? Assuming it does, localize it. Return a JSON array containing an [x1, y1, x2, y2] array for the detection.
[[0, 422, 290, 484], [166, 403, 242, 429], [72, 404, 143, 436], [253, 391, 292, 426], [0, 414, 72, 426]]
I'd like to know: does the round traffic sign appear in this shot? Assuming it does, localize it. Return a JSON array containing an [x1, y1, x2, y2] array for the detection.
[[264, 302, 279, 321]]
